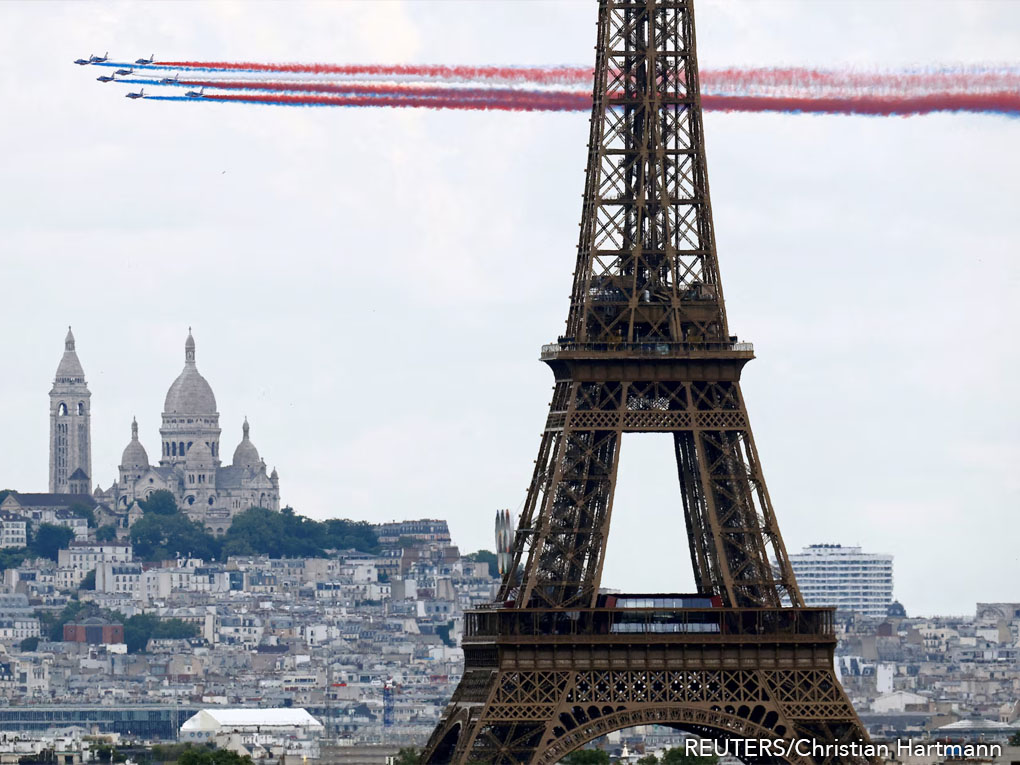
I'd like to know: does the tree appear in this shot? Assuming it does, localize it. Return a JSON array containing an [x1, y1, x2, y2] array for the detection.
[[0, 547, 30, 572], [559, 751, 610, 764], [96, 524, 118, 542], [32, 523, 74, 561], [466, 549, 499, 578], [177, 749, 253, 765], [19, 636, 39, 652], [660, 747, 718, 764], [391, 749, 420, 765], [637, 755, 659, 765], [122, 613, 198, 653], [1009, 731, 1020, 747], [220, 507, 379, 560], [79, 569, 96, 590], [69, 501, 97, 528], [137, 490, 179, 516], [130, 511, 220, 561]]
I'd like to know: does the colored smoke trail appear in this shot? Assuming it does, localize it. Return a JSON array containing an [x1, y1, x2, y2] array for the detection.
[[156, 61, 589, 85], [145, 90, 1020, 116], [702, 92, 1020, 117], [198, 91, 590, 112], [176, 78, 585, 102], [88, 60, 1020, 116]]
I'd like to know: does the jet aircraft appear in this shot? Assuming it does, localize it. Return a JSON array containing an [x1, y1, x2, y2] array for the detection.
[[125, 88, 145, 99], [135, 54, 155, 65]]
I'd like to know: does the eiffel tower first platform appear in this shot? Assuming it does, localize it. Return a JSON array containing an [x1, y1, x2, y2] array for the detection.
[[421, 1, 871, 762]]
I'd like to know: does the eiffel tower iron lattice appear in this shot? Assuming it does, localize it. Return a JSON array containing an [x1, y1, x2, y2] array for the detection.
[[421, 1, 871, 762]]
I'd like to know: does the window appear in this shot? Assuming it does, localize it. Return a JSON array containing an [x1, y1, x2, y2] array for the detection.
[[57, 403, 68, 416], [77, 402, 85, 415]]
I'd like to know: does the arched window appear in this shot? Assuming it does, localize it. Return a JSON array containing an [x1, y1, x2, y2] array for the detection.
[[179, 441, 185, 455], [77, 402, 85, 415], [171, 442, 177, 457], [57, 403, 68, 416], [187, 442, 193, 450], [208, 496, 215, 506], [187, 496, 195, 506]]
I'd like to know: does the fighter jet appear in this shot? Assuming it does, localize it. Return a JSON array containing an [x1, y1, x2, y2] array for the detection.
[[96, 74, 116, 83], [159, 73, 179, 85], [114, 68, 133, 76], [74, 56, 92, 66], [185, 87, 205, 98], [134, 54, 155, 65], [89, 52, 109, 63], [125, 88, 145, 100]]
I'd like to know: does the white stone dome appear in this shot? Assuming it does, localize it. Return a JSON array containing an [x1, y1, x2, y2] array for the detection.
[[232, 419, 261, 469], [164, 330, 217, 415], [120, 418, 149, 469], [186, 440, 215, 467]]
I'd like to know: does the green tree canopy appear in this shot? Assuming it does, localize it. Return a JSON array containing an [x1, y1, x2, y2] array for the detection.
[[559, 751, 610, 764], [130, 511, 220, 561], [138, 490, 180, 516], [32, 523, 75, 560], [69, 501, 97, 528], [0, 547, 31, 572], [122, 613, 198, 653], [466, 549, 499, 578], [19, 636, 39, 652], [177, 749, 253, 765], [96, 524, 118, 542], [79, 569, 96, 590], [660, 747, 718, 764], [220, 506, 379, 559], [391, 749, 420, 765]]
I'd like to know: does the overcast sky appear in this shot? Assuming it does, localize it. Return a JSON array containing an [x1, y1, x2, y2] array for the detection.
[[0, 1, 1017, 616]]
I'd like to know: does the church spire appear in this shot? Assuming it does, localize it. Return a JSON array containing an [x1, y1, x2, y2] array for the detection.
[[131, 416, 139, 440], [185, 328, 196, 364], [50, 327, 91, 493]]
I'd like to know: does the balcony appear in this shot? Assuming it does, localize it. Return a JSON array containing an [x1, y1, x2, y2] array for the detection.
[[540, 340, 754, 362], [465, 606, 834, 645]]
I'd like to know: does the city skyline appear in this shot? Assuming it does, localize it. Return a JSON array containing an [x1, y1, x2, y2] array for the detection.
[[0, 0, 1017, 616]]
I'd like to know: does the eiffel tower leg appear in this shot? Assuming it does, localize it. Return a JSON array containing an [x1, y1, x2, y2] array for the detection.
[[423, 633, 872, 765], [673, 380, 802, 609]]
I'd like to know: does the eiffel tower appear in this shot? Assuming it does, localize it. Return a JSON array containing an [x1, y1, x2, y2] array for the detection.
[[421, 1, 871, 762]]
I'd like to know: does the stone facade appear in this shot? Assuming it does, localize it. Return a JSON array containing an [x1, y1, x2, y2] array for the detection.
[[53, 330, 283, 534], [49, 328, 92, 494]]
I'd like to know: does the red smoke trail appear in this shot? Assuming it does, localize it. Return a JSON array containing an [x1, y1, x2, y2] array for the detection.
[[163, 62, 590, 85], [198, 89, 1020, 115], [181, 78, 582, 101], [701, 67, 1020, 96], [204, 91, 591, 111], [701, 92, 1020, 116], [159, 62, 1020, 94]]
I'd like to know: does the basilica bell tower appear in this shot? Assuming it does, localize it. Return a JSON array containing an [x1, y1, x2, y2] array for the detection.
[[50, 327, 92, 495]]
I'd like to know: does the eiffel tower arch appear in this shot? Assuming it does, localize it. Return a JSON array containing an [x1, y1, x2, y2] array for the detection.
[[421, 0, 871, 762]]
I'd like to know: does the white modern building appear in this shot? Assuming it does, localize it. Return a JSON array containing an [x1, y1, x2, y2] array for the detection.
[[787, 544, 893, 618], [179, 708, 323, 760]]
